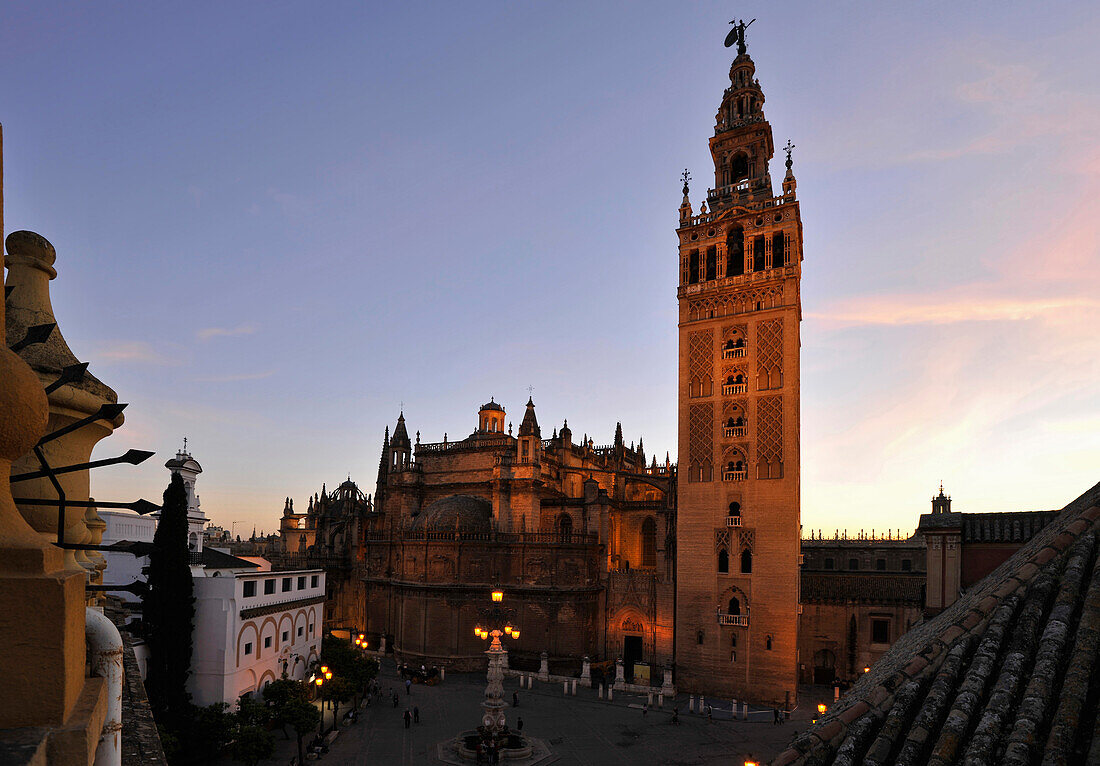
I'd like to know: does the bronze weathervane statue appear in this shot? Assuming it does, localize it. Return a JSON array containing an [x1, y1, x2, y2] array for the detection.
[[724, 18, 755, 55]]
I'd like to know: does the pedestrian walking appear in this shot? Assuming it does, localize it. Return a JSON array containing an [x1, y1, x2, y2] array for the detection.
[[392, 692, 399, 708], [517, 717, 524, 731], [512, 690, 519, 707], [706, 704, 713, 721], [413, 706, 420, 723], [403, 709, 411, 729], [405, 678, 412, 695], [671, 707, 679, 724], [773, 707, 780, 725], [642, 702, 648, 717]]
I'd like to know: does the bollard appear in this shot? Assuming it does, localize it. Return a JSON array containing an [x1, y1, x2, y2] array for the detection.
[[647, 692, 653, 707], [657, 693, 663, 708], [440, 667, 446, 681], [598, 684, 603, 700], [563, 681, 568, 695], [834, 685, 840, 702], [572, 679, 577, 695], [608, 686, 613, 701], [689, 695, 695, 713]]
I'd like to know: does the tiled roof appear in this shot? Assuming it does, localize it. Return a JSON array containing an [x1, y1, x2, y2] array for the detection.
[[801, 573, 924, 606], [774, 481, 1100, 766]]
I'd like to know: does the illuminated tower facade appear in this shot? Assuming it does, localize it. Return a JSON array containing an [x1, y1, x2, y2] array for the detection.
[[674, 27, 802, 707]]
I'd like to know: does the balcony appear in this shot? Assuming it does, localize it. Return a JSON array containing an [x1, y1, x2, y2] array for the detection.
[[723, 426, 746, 438], [726, 516, 742, 528], [717, 614, 749, 627], [722, 383, 747, 395], [722, 347, 746, 359], [723, 470, 747, 482]]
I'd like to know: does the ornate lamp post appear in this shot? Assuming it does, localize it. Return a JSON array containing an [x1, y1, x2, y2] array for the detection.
[[474, 586, 520, 735]]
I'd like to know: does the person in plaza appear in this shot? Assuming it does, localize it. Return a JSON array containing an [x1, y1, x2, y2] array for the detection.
[[413, 705, 420, 723], [403, 708, 412, 729], [405, 677, 412, 695], [512, 690, 519, 707], [517, 717, 523, 731], [392, 691, 399, 708], [671, 707, 679, 724], [643, 701, 649, 717], [773, 707, 780, 725], [706, 704, 713, 721]]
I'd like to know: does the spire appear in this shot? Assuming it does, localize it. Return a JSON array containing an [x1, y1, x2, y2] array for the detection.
[[518, 397, 541, 438], [391, 411, 411, 447], [782, 139, 797, 195], [614, 422, 624, 449]]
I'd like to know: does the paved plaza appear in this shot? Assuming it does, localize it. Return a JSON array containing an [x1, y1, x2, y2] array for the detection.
[[252, 660, 823, 766]]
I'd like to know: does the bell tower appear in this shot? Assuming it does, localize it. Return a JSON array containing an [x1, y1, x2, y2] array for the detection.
[[674, 21, 802, 707]]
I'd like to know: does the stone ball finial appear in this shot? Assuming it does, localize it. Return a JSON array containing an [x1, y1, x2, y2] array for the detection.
[[5, 231, 57, 277]]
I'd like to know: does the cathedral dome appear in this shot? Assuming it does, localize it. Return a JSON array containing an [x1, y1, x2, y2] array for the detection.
[[410, 494, 492, 532]]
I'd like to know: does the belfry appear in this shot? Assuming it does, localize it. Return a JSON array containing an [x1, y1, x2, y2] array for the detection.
[[674, 21, 803, 706]]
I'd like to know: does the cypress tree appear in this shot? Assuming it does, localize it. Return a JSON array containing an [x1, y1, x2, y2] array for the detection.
[[143, 471, 196, 725]]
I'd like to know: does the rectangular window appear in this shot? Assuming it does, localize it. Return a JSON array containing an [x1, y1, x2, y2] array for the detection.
[[311, 575, 319, 588], [264, 579, 275, 595], [264, 636, 272, 649], [901, 559, 912, 571], [875, 559, 886, 571], [824, 558, 834, 570], [243, 581, 256, 598], [244, 642, 253, 656], [849, 559, 860, 571], [297, 626, 304, 637], [282, 631, 289, 643], [282, 577, 292, 592], [308, 623, 314, 636], [871, 618, 890, 645], [297, 576, 306, 590]]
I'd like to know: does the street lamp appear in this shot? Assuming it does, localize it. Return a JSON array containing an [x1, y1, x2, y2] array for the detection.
[[473, 587, 520, 737], [817, 703, 827, 715]]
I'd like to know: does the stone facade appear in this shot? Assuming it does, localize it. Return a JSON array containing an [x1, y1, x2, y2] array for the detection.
[[674, 38, 803, 707], [275, 400, 675, 680]]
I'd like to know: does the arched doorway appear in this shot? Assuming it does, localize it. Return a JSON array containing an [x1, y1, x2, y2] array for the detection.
[[621, 616, 645, 683], [813, 648, 837, 685]]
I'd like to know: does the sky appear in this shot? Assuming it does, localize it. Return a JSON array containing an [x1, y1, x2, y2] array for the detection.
[[2, 2, 1098, 537]]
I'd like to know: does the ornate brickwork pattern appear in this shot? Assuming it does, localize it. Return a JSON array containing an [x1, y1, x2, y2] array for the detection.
[[722, 400, 748, 419], [723, 323, 748, 341], [715, 528, 731, 553], [756, 395, 783, 463], [689, 329, 714, 381], [757, 318, 783, 382], [688, 403, 714, 468], [688, 286, 785, 321], [738, 529, 755, 552]]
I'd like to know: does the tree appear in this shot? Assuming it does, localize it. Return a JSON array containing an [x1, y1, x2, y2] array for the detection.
[[284, 698, 321, 765], [230, 723, 274, 766], [143, 472, 196, 728], [263, 679, 310, 739], [187, 702, 236, 763], [324, 677, 355, 731]]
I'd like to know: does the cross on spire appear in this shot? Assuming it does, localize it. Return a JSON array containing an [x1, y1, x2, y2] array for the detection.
[[182, 436, 188, 453], [784, 139, 796, 168]]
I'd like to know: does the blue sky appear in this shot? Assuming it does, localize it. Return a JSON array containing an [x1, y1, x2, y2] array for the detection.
[[3, 2, 1098, 535]]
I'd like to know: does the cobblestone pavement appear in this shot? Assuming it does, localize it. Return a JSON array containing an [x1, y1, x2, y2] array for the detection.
[[294, 661, 823, 766]]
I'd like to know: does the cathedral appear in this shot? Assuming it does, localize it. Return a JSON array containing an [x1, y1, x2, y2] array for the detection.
[[275, 26, 801, 706], [279, 399, 676, 677]]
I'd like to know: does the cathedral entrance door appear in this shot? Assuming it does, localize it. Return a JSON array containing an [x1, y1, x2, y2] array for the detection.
[[623, 635, 643, 683], [813, 649, 836, 685]]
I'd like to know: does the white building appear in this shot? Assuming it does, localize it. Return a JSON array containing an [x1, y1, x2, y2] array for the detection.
[[99, 443, 326, 704], [190, 567, 325, 706]]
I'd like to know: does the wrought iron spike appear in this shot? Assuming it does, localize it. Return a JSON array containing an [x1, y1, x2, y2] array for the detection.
[[15, 497, 159, 514], [9, 322, 56, 352], [10, 449, 155, 483], [86, 581, 149, 595], [36, 402, 128, 447], [58, 540, 156, 556], [44, 361, 91, 394]]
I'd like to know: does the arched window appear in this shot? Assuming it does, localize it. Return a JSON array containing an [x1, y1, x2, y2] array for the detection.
[[705, 246, 717, 281], [772, 231, 786, 268], [728, 597, 740, 615], [766, 635, 773, 651], [557, 513, 573, 542], [727, 227, 744, 276], [688, 249, 700, 284], [717, 549, 729, 573], [740, 549, 753, 574], [641, 517, 657, 567], [729, 154, 749, 183], [728, 502, 741, 517], [726, 417, 736, 428], [753, 235, 766, 272]]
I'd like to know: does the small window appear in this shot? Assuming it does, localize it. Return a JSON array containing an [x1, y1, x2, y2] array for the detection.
[[282, 577, 292, 592], [264, 579, 276, 595], [740, 549, 753, 574], [901, 559, 912, 572], [872, 618, 890, 645], [697, 630, 705, 645], [282, 631, 289, 643], [243, 581, 257, 598], [244, 641, 253, 656], [875, 559, 886, 571], [718, 549, 729, 574], [308, 623, 314, 635], [765, 635, 773, 651], [824, 558, 834, 570], [297, 576, 306, 589], [264, 636, 272, 649], [297, 626, 304, 637], [311, 575, 319, 588], [849, 558, 859, 571]]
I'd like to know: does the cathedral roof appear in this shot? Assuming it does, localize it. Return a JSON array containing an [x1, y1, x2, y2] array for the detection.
[[774, 480, 1100, 766], [480, 398, 504, 413], [408, 494, 492, 533], [391, 412, 411, 447]]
